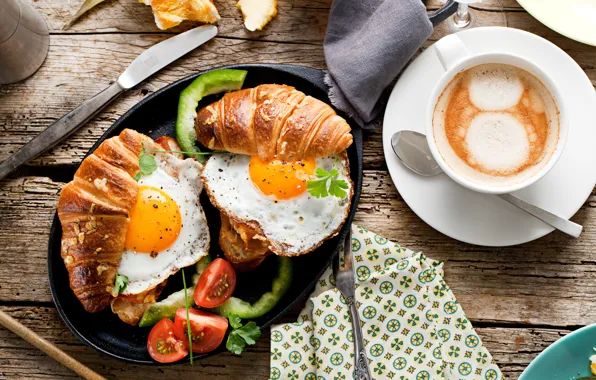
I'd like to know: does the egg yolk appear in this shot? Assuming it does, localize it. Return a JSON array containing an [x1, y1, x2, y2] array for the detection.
[[124, 186, 182, 255], [249, 156, 316, 199]]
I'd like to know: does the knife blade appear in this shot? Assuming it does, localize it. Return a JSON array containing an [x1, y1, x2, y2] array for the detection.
[[118, 25, 217, 89], [0, 25, 218, 181]]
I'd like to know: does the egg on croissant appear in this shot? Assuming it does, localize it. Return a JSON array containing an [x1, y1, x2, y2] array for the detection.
[[196, 84, 354, 258], [202, 152, 352, 256], [58, 130, 209, 313], [117, 150, 210, 296]]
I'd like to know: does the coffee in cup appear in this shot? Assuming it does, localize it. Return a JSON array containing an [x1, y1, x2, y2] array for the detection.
[[432, 63, 560, 187]]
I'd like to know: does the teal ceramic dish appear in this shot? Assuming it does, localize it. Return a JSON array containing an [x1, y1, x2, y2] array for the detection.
[[520, 323, 596, 380]]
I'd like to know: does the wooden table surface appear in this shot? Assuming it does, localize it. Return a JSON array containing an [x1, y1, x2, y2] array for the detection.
[[1, 1, 595, 378]]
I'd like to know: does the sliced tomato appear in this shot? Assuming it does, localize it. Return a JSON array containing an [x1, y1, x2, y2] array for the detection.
[[194, 258, 237, 308], [173, 308, 228, 353], [147, 318, 188, 363]]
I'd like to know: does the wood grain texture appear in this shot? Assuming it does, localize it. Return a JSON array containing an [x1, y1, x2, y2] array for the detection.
[[29, 0, 519, 39], [0, 306, 573, 379], [1, 13, 595, 167], [2, 2, 596, 379]]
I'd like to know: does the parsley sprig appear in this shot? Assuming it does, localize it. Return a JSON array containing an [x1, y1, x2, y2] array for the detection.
[[181, 270, 193, 366], [114, 274, 128, 295], [306, 167, 349, 198], [134, 144, 158, 181], [134, 144, 219, 181], [226, 315, 261, 355]]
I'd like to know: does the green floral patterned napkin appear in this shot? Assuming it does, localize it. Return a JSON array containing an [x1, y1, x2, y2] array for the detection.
[[270, 225, 502, 380]]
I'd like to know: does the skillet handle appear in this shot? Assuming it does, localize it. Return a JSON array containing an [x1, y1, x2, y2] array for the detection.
[[427, 0, 457, 26]]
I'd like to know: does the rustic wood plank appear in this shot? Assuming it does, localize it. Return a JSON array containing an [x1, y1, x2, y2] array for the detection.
[[2, 14, 595, 168], [0, 305, 270, 379], [0, 306, 573, 380], [0, 34, 326, 167], [476, 326, 573, 379], [28, 0, 520, 39], [2, 174, 595, 328], [29, 0, 330, 42]]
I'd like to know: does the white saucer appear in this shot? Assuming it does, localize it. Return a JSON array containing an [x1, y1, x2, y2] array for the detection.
[[382, 27, 596, 246]]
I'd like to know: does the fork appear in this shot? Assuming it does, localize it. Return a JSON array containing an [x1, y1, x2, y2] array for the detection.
[[333, 230, 373, 380]]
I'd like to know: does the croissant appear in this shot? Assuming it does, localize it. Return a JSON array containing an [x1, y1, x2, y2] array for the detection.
[[57, 129, 159, 313], [195, 84, 353, 161]]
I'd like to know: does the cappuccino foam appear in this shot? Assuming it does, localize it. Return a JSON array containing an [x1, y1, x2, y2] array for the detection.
[[433, 63, 560, 187]]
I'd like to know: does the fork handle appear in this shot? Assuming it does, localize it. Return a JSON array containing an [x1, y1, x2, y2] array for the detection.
[[347, 297, 372, 380]]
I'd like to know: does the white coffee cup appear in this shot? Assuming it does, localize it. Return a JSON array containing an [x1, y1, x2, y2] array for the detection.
[[426, 34, 568, 195]]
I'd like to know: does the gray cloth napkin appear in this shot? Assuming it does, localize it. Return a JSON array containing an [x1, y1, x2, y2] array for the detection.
[[324, 0, 433, 128]]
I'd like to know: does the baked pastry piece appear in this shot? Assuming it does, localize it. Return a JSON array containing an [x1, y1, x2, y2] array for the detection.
[[57, 129, 159, 313], [219, 212, 270, 272], [140, 0, 220, 30], [195, 84, 353, 162], [237, 0, 277, 31], [110, 280, 167, 325]]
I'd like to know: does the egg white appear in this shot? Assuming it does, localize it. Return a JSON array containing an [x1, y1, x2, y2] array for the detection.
[[202, 153, 351, 256], [118, 153, 209, 295]]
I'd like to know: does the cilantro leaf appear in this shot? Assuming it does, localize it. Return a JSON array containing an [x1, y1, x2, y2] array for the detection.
[[114, 274, 128, 295], [228, 314, 242, 329], [139, 153, 157, 175], [234, 321, 261, 345], [307, 164, 348, 199], [315, 167, 330, 178], [306, 178, 329, 198], [225, 317, 261, 355], [329, 178, 349, 198], [226, 332, 246, 355]]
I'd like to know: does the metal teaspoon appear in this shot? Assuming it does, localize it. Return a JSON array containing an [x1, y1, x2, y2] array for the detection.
[[390, 130, 583, 238]]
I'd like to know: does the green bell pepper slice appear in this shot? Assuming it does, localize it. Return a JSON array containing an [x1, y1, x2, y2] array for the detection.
[[214, 256, 293, 319], [175, 69, 247, 162]]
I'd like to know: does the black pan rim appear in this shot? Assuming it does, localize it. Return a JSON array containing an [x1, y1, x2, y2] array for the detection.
[[48, 63, 363, 364]]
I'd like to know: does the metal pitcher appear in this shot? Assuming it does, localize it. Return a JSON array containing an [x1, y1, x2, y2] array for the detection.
[[0, 0, 50, 84]]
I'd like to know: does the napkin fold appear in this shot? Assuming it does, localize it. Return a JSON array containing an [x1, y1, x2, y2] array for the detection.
[[324, 0, 433, 128], [270, 225, 502, 380]]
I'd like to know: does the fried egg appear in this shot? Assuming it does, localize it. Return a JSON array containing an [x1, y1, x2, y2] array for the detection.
[[202, 153, 352, 256], [118, 153, 209, 295]]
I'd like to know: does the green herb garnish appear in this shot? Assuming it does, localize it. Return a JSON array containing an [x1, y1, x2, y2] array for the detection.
[[114, 274, 128, 295], [307, 167, 348, 198], [181, 270, 193, 366], [135, 143, 158, 181], [135, 147, 219, 182], [225, 315, 261, 355]]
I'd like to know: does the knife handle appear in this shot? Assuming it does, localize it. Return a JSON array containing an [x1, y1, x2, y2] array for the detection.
[[0, 81, 124, 180]]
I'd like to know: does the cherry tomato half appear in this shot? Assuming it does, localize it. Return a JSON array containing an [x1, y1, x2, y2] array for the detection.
[[147, 318, 188, 363], [173, 308, 228, 353], [194, 258, 237, 308]]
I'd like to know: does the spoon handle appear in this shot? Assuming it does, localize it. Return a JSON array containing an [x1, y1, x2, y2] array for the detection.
[[498, 193, 583, 238]]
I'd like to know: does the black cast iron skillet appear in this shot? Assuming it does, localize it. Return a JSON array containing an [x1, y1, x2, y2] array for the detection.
[[48, 64, 363, 364]]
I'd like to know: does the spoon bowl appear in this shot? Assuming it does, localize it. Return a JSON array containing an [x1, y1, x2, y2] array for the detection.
[[390, 130, 582, 238]]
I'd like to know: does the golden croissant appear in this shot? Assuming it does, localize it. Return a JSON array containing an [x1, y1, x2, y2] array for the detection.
[[195, 84, 353, 161], [57, 129, 159, 313]]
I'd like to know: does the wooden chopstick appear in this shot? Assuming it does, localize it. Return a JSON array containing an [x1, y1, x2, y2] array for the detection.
[[0, 309, 106, 380]]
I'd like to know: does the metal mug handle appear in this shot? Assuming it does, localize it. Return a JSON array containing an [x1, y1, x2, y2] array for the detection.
[[427, 0, 458, 26]]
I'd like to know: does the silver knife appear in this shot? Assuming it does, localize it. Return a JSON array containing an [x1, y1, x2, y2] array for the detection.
[[0, 25, 218, 180]]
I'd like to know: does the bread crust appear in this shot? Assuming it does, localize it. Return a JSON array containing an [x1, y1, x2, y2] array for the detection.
[[219, 212, 270, 272], [195, 84, 353, 161], [57, 129, 160, 313]]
